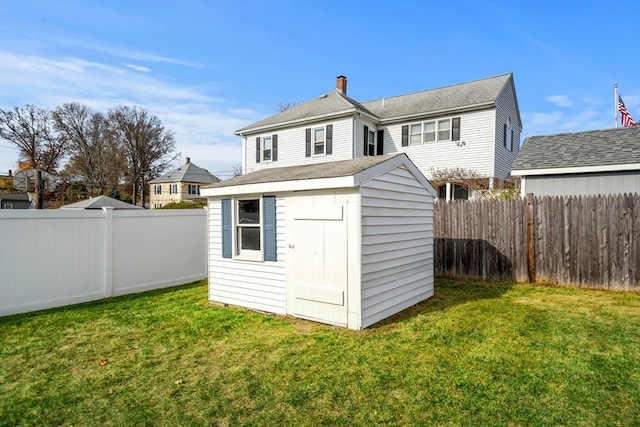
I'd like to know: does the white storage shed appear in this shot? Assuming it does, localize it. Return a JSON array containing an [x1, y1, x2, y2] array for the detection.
[[201, 154, 436, 329]]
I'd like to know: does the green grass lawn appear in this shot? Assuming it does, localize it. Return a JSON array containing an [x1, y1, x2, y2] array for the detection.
[[1, 279, 639, 426]]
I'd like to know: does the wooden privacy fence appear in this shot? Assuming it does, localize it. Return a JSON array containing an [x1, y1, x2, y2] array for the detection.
[[434, 193, 639, 290]]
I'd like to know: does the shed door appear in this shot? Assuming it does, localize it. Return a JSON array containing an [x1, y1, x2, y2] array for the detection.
[[288, 199, 348, 327]]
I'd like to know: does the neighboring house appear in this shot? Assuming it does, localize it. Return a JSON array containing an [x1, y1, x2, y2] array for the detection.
[[0, 193, 32, 209], [201, 154, 436, 330], [511, 127, 640, 197], [149, 157, 220, 209], [61, 195, 144, 210], [236, 73, 522, 201]]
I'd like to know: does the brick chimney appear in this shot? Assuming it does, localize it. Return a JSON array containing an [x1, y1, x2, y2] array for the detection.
[[336, 75, 347, 95]]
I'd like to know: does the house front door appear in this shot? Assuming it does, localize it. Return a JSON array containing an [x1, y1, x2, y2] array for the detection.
[[287, 198, 348, 327]]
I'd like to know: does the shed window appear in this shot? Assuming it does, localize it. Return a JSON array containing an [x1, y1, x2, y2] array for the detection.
[[221, 196, 276, 261]]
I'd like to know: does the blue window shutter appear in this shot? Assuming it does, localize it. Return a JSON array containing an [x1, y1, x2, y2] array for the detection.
[[221, 199, 232, 258], [326, 124, 333, 155], [263, 196, 277, 261]]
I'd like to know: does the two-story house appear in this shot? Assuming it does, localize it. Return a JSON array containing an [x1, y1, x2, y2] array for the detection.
[[236, 74, 522, 200], [149, 157, 220, 208]]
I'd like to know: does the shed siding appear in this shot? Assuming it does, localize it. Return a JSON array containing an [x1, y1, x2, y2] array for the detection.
[[244, 117, 353, 173], [523, 171, 640, 197], [382, 109, 497, 179], [494, 82, 521, 178], [360, 166, 434, 328], [207, 197, 287, 314]]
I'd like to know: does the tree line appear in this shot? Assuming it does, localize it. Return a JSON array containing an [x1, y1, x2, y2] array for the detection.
[[0, 103, 178, 207]]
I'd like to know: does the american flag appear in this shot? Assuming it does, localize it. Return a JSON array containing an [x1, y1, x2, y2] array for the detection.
[[618, 95, 636, 127]]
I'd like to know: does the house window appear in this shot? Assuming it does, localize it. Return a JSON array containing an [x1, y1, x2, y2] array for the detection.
[[405, 118, 460, 145], [221, 196, 276, 262], [453, 184, 469, 200], [169, 184, 178, 194], [263, 136, 272, 161], [188, 185, 200, 195], [504, 117, 513, 151], [154, 185, 162, 195], [367, 129, 376, 156], [154, 203, 162, 209], [4, 203, 13, 209], [313, 127, 325, 155]]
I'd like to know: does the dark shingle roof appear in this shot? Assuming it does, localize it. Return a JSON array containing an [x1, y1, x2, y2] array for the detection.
[[150, 160, 220, 184], [512, 127, 640, 171], [236, 73, 515, 134], [205, 155, 402, 188], [61, 195, 143, 210]]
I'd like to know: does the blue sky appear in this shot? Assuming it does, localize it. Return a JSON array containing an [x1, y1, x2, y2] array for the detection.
[[1, 0, 639, 179]]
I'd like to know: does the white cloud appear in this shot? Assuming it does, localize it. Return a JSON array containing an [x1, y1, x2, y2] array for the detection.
[[125, 64, 151, 72], [0, 50, 264, 178], [545, 95, 573, 107]]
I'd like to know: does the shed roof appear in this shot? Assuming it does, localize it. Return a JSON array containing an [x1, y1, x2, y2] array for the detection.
[[61, 195, 143, 210], [236, 73, 516, 134], [150, 159, 220, 184], [512, 127, 640, 175], [201, 154, 436, 198]]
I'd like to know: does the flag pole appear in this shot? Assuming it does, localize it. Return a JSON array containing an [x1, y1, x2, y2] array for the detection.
[[614, 82, 618, 128]]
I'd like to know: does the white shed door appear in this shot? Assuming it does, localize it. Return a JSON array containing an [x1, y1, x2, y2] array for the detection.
[[288, 200, 348, 327]]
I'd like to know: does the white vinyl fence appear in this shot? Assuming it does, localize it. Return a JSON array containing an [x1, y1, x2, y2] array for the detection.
[[0, 208, 207, 316]]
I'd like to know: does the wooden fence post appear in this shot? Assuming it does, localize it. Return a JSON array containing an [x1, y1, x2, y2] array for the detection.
[[526, 193, 536, 283]]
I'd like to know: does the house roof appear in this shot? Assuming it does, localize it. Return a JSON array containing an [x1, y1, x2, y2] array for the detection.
[[149, 159, 220, 184], [512, 127, 640, 175], [235, 73, 516, 135], [60, 195, 144, 210], [0, 193, 30, 202], [201, 153, 436, 197]]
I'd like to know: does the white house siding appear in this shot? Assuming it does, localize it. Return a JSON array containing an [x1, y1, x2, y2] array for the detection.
[[382, 109, 497, 180], [354, 117, 379, 159], [494, 82, 521, 178], [243, 117, 354, 173], [360, 166, 434, 328], [522, 171, 640, 197], [207, 197, 287, 314]]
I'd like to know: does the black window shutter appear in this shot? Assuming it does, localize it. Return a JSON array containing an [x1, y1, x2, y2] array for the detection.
[[503, 123, 507, 147], [305, 128, 311, 157], [256, 137, 261, 163], [363, 126, 369, 156], [377, 130, 384, 155], [452, 117, 460, 141], [326, 125, 333, 155], [401, 125, 409, 147], [272, 134, 278, 161], [510, 130, 514, 151]]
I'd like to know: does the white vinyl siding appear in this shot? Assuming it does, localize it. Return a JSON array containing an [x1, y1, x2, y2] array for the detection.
[[494, 82, 521, 178], [354, 118, 379, 158], [243, 117, 353, 173], [208, 198, 287, 314], [383, 109, 496, 179], [360, 166, 434, 328]]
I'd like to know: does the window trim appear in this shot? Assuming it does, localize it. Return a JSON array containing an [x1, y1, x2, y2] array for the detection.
[[169, 184, 178, 194], [235, 198, 263, 261], [312, 126, 326, 156], [188, 184, 200, 195], [262, 136, 272, 162], [407, 117, 460, 145], [221, 196, 276, 262], [154, 185, 162, 195]]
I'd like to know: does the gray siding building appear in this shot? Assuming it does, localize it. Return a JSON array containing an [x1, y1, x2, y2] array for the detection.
[[511, 127, 639, 197]]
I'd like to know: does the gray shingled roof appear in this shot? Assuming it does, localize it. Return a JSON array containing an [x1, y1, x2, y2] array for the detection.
[[236, 73, 515, 134], [205, 154, 402, 188], [512, 127, 640, 171], [150, 160, 220, 184], [61, 195, 143, 210], [362, 73, 514, 121]]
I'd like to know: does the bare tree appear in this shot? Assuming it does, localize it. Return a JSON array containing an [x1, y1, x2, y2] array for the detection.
[[232, 163, 243, 177], [107, 106, 178, 206], [0, 105, 66, 173], [0, 105, 67, 208], [52, 102, 122, 197], [275, 100, 304, 112]]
